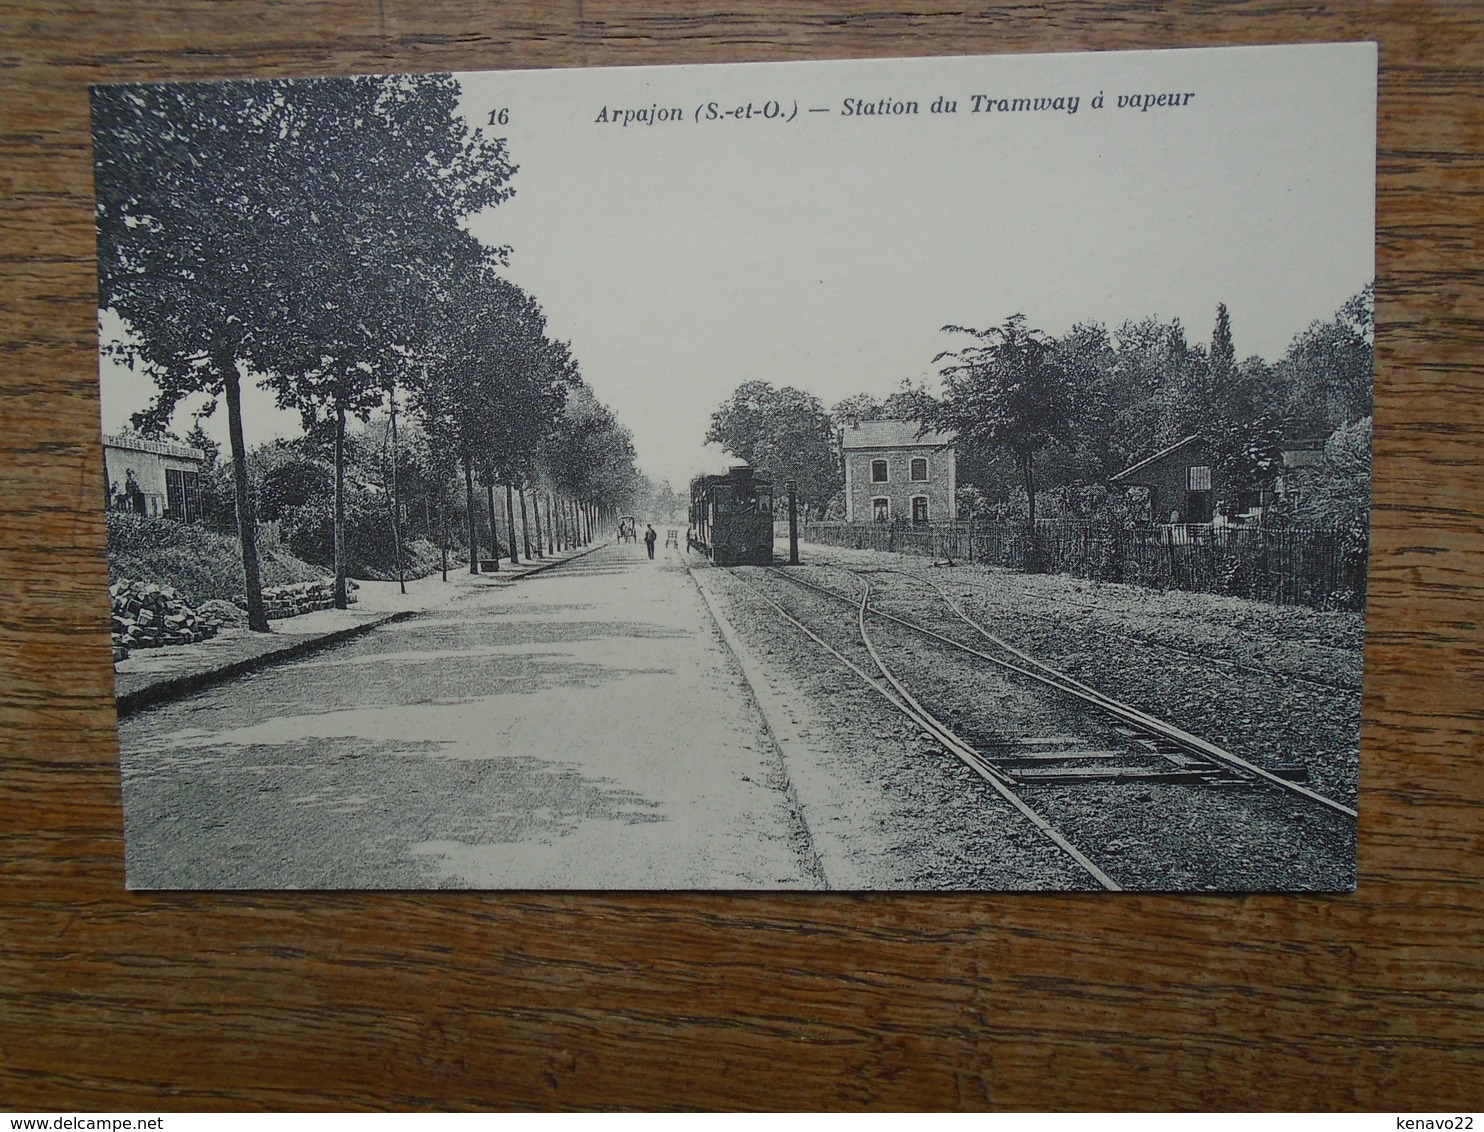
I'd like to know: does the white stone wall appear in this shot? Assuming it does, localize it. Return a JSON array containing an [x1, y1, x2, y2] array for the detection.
[[843, 446, 955, 523]]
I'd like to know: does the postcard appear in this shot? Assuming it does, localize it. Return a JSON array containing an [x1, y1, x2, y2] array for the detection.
[[93, 43, 1376, 890]]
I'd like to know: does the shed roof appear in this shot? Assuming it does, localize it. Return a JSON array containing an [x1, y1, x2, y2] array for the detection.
[[1109, 434, 1206, 484], [839, 419, 953, 451]]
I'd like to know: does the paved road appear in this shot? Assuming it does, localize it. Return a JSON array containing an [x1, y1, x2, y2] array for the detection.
[[119, 543, 821, 889]]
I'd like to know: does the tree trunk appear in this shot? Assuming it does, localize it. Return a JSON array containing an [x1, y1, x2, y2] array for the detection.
[[389, 389, 405, 595], [462, 449, 479, 575], [222, 355, 269, 632], [518, 484, 533, 559], [505, 483, 519, 564], [485, 480, 501, 570], [333, 400, 348, 610], [545, 492, 555, 555], [530, 483, 544, 558], [437, 488, 448, 583], [1023, 452, 1037, 526]]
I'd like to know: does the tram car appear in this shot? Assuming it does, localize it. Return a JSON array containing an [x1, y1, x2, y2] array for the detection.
[[689, 465, 775, 566]]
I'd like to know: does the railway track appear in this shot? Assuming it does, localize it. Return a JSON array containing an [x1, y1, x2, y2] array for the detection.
[[720, 562, 1356, 891]]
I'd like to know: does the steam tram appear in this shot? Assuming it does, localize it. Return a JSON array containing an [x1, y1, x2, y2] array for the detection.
[[689, 465, 775, 566]]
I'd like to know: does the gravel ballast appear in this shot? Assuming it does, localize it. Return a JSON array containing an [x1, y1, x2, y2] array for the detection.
[[696, 544, 1359, 891]]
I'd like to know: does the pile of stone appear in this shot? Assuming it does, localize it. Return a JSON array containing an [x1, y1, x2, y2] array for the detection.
[[234, 577, 356, 620], [197, 598, 248, 629], [111, 580, 222, 660]]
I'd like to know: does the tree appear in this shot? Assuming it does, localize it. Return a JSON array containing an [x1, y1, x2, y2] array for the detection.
[[93, 74, 515, 618], [1275, 283, 1375, 434], [546, 383, 640, 522], [94, 80, 293, 630], [1295, 416, 1373, 528], [249, 77, 514, 606], [405, 251, 595, 573], [928, 316, 1073, 526], [418, 261, 577, 569], [1211, 302, 1236, 383], [706, 381, 842, 517], [828, 393, 884, 429], [1050, 320, 1121, 484], [829, 382, 937, 431]]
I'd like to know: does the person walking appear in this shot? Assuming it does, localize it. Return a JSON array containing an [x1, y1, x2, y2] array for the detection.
[[644, 523, 658, 560]]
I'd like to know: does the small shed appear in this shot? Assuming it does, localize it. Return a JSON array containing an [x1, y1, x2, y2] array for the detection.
[[1110, 434, 1221, 524], [103, 433, 208, 522]]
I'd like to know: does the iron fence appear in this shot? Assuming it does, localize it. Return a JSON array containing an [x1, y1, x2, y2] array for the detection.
[[802, 519, 1368, 610]]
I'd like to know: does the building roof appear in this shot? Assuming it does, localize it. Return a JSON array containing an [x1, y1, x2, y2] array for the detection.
[[839, 419, 953, 451], [103, 433, 207, 463], [1109, 434, 1206, 484]]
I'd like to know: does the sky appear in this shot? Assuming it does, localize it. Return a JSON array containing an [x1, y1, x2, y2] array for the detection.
[[99, 43, 1376, 490]]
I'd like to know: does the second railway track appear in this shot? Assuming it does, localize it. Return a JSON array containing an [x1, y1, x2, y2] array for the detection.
[[716, 562, 1357, 891]]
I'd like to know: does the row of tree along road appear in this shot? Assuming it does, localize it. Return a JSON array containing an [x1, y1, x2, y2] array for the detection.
[[94, 74, 644, 632]]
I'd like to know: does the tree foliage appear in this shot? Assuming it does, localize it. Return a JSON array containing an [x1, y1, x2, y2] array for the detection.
[[1292, 416, 1373, 528], [706, 381, 842, 516], [1274, 283, 1375, 434], [829, 383, 936, 430], [925, 288, 1373, 524], [93, 74, 517, 620], [928, 316, 1074, 524], [546, 384, 640, 510], [1211, 302, 1236, 382]]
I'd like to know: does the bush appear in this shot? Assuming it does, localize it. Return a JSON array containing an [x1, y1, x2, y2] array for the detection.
[[107, 512, 327, 607], [281, 493, 399, 579], [282, 494, 480, 581], [359, 537, 447, 582]]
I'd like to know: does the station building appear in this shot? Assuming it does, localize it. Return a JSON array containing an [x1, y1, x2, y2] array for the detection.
[[839, 419, 956, 524]]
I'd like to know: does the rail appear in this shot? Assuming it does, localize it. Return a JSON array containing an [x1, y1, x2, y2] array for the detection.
[[770, 565, 1357, 820]]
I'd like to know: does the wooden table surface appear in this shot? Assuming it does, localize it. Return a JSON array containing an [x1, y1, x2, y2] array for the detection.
[[2, 0, 1480, 1111]]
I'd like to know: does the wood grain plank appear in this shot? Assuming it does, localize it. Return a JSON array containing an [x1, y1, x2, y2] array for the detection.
[[1, 0, 1481, 1110]]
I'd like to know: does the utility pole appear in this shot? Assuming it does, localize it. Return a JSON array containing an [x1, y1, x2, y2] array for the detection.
[[389, 389, 405, 595]]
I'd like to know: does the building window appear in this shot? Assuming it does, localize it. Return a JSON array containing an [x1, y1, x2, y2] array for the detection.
[[910, 457, 928, 482], [912, 496, 929, 524], [1188, 465, 1212, 491], [872, 498, 890, 523], [871, 459, 888, 483], [164, 467, 201, 523]]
